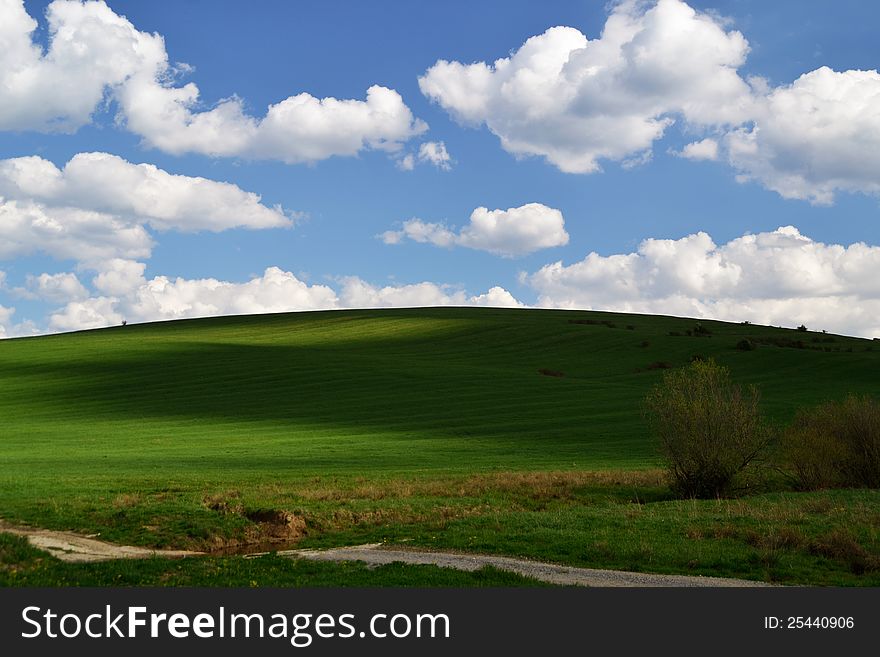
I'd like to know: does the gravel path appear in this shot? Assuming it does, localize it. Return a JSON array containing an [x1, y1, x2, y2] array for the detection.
[[280, 544, 771, 587], [0, 521, 201, 563], [2, 521, 771, 586]]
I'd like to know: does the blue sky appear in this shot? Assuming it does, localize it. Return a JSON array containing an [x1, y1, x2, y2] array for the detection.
[[1, 0, 880, 337]]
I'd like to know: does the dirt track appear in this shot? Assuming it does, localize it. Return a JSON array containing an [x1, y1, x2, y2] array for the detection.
[[279, 544, 771, 587], [0, 521, 200, 563], [2, 521, 770, 586]]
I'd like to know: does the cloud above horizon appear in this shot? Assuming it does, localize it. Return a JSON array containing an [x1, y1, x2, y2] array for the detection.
[[419, 0, 753, 174], [8, 223, 880, 339], [420, 0, 880, 204], [524, 226, 880, 338], [0, 152, 292, 266], [0, 0, 426, 162], [382, 203, 569, 257], [44, 268, 522, 333]]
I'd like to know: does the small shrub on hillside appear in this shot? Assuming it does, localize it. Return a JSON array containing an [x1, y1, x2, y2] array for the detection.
[[780, 395, 880, 490], [779, 412, 847, 491], [643, 359, 772, 499], [736, 339, 756, 351], [797, 324, 808, 332]]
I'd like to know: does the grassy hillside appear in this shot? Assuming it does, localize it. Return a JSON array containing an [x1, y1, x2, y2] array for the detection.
[[1, 307, 878, 585]]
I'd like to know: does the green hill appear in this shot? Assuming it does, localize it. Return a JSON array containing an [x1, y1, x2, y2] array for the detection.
[[1, 307, 878, 585]]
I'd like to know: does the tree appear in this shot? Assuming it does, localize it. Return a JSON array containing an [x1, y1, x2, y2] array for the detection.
[[644, 359, 771, 498]]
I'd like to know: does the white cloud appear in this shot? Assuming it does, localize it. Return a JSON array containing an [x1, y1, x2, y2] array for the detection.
[[338, 277, 521, 309], [383, 202, 568, 257], [91, 259, 146, 296], [397, 141, 454, 171], [48, 296, 123, 333], [383, 220, 456, 249], [0, 302, 40, 338], [44, 265, 521, 332], [339, 277, 464, 308], [418, 1, 880, 206], [396, 154, 416, 171], [469, 286, 523, 308], [0, 198, 153, 264], [0, 152, 292, 267], [0, 0, 166, 132], [121, 82, 427, 162], [726, 67, 880, 204], [49, 266, 339, 331], [673, 138, 718, 161], [417, 141, 452, 170], [525, 226, 880, 337], [419, 0, 752, 173], [0, 152, 292, 231], [0, 303, 13, 338], [0, 1, 426, 162], [22, 272, 89, 302]]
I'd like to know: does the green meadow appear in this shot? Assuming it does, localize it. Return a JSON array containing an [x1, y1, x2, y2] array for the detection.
[[1, 307, 879, 586]]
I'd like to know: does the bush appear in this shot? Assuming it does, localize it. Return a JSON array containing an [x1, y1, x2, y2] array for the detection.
[[779, 410, 847, 491], [780, 395, 880, 490], [643, 359, 772, 498], [736, 339, 756, 351]]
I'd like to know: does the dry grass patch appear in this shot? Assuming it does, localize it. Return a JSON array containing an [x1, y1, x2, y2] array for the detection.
[[203, 490, 244, 515], [810, 529, 879, 574], [112, 493, 143, 509], [287, 469, 665, 503]]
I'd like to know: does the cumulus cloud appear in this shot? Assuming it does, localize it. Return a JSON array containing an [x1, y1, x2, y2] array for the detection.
[[48, 296, 124, 332], [419, 0, 880, 205], [0, 0, 165, 132], [469, 286, 523, 308], [45, 266, 521, 331], [0, 152, 292, 231], [524, 226, 880, 337], [417, 141, 452, 170], [0, 302, 13, 337], [49, 267, 339, 331], [0, 152, 291, 265], [726, 67, 880, 204], [419, 0, 752, 173], [397, 141, 453, 171], [91, 258, 146, 296], [0, 199, 153, 264], [382, 203, 568, 257], [0, 0, 426, 162], [20, 272, 89, 302], [338, 277, 521, 309], [673, 138, 718, 161], [0, 302, 39, 338], [338, 277, 467, 308]]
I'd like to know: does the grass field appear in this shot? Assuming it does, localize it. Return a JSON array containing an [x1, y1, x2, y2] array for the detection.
[[1, 307, 879, 585]]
